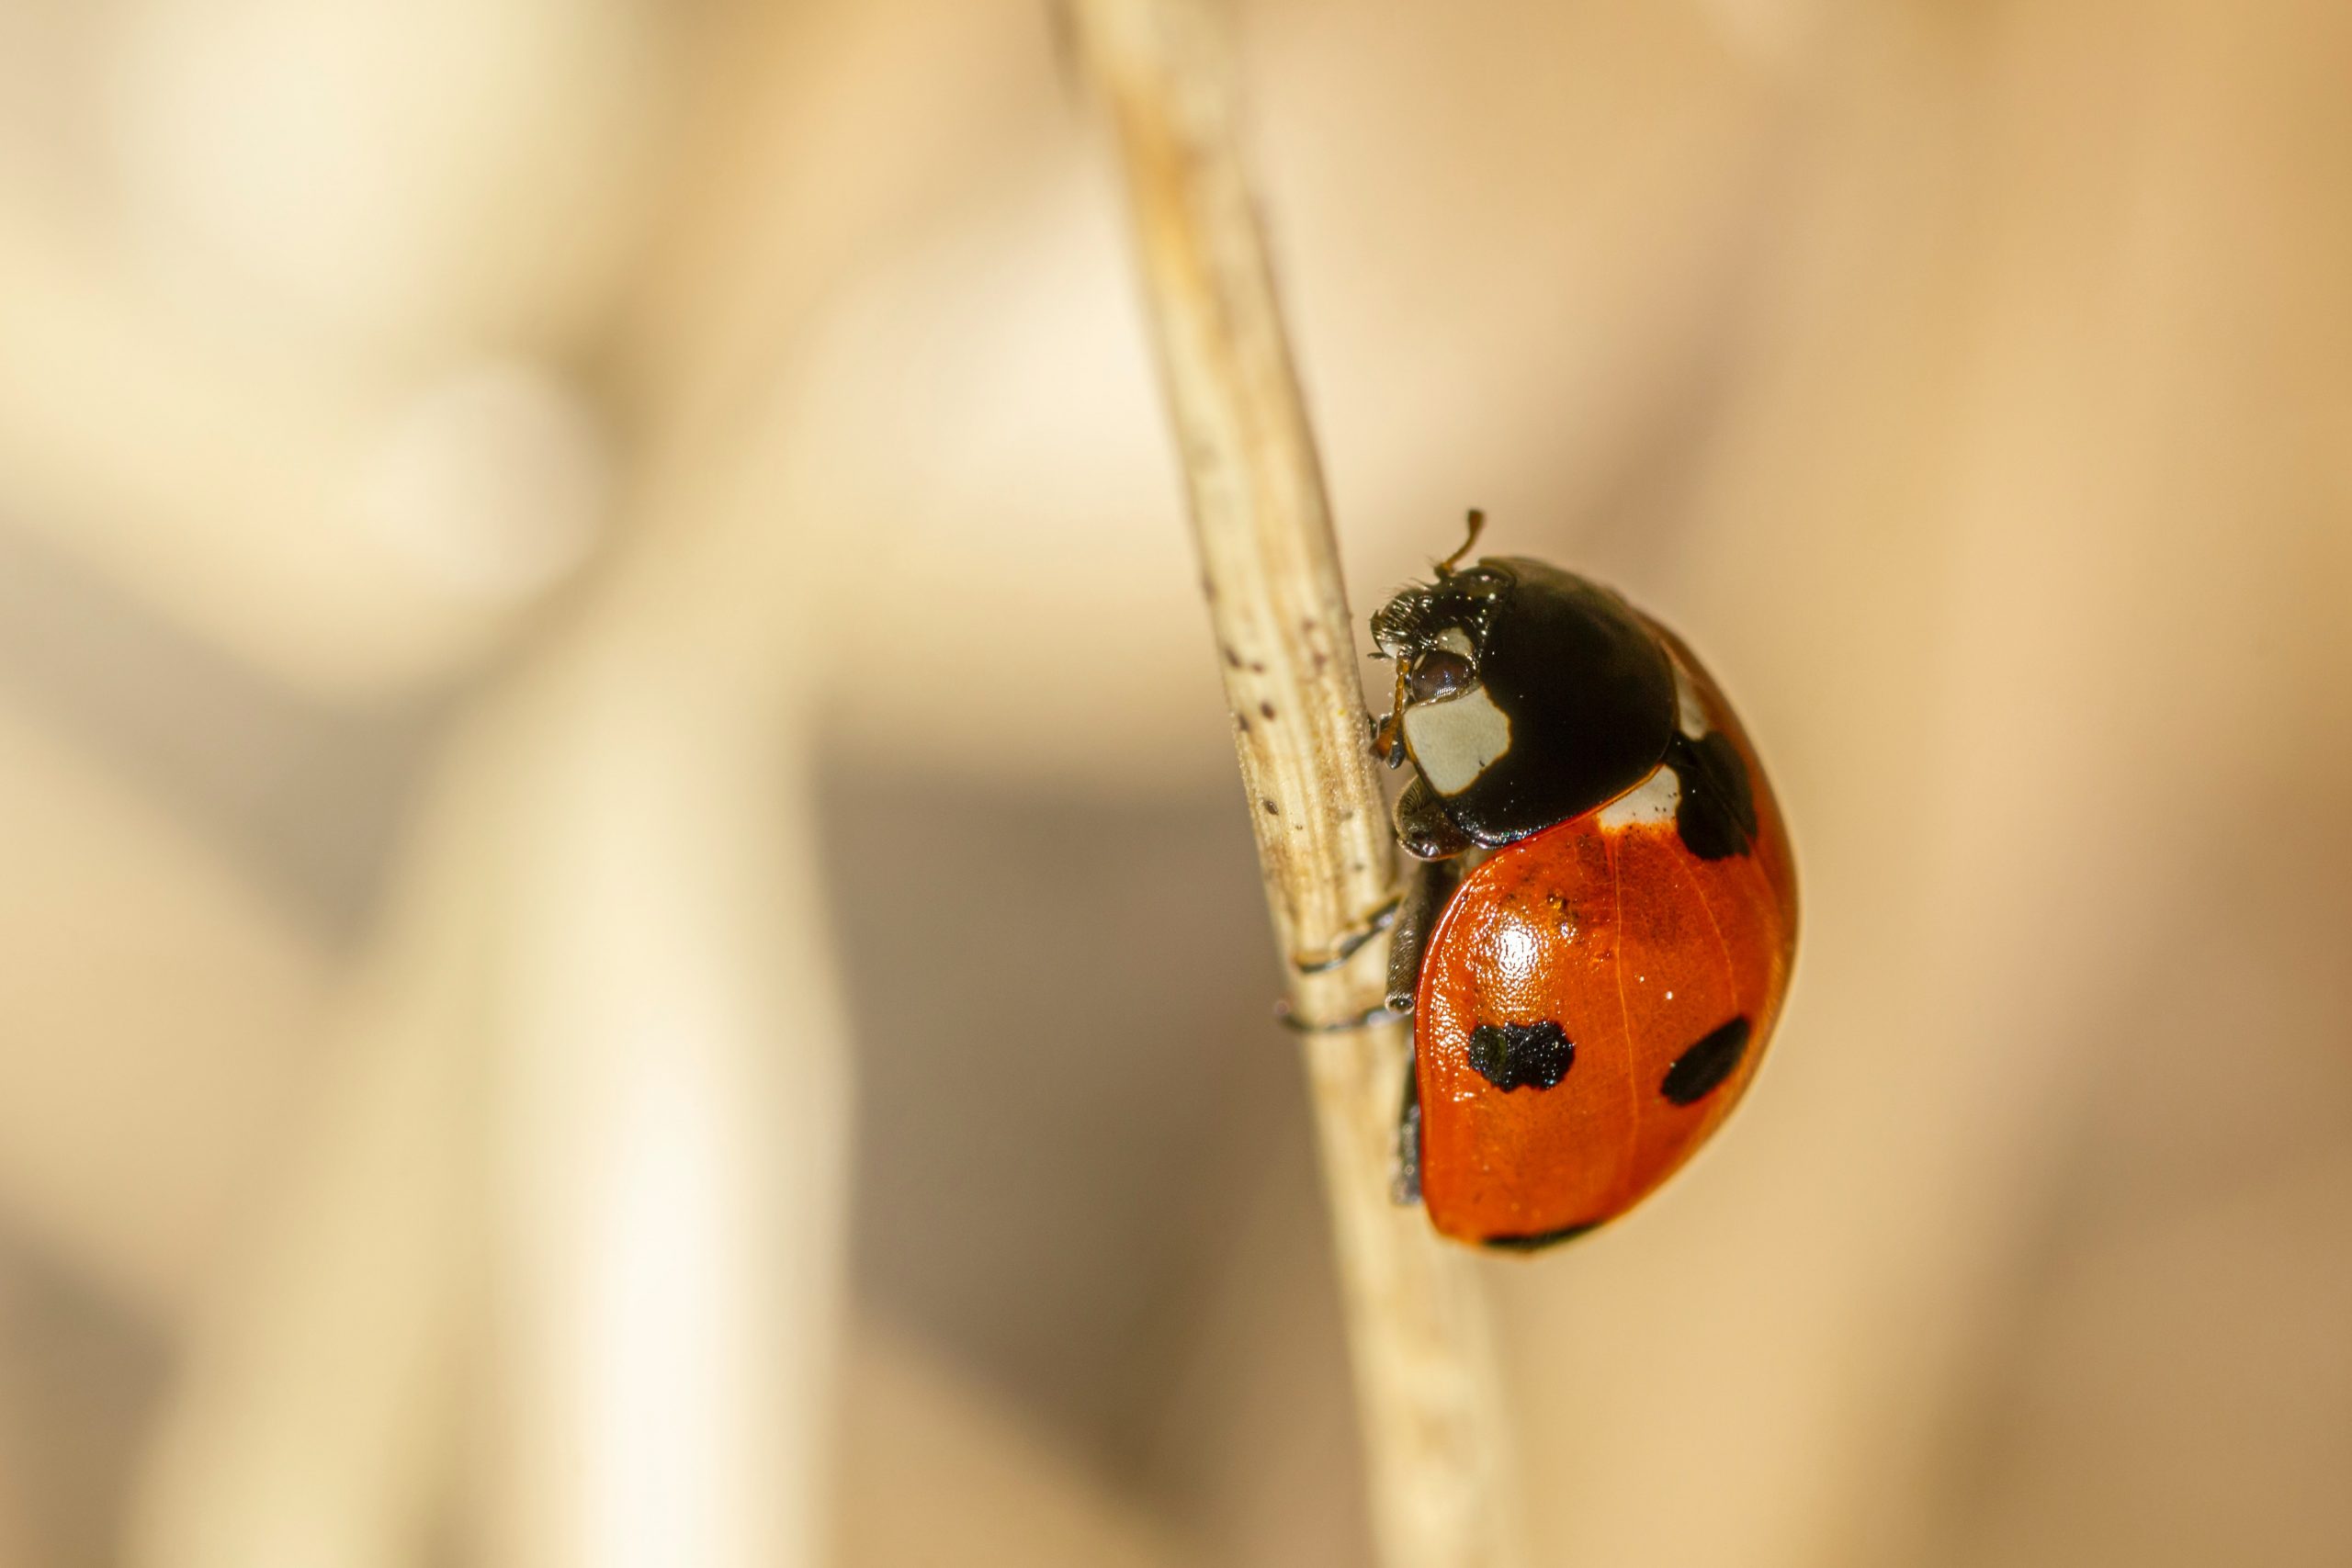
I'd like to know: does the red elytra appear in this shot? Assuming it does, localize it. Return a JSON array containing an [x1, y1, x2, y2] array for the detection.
[[1411, 635, 1797, 1246]]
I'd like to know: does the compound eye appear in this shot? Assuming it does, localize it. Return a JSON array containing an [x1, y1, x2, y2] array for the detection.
[[1405, 649, 1475, 705]]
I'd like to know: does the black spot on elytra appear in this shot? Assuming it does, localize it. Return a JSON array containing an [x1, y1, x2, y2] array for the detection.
[[1663, 731, 1757, 861], [1483, 1222, 1599, 1252], [1465, 1021, 1574, 1091], [1662, 1015, 1750, 1105]]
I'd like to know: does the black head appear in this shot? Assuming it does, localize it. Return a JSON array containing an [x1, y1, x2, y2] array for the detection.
[[1372, 555, 1676, 849]]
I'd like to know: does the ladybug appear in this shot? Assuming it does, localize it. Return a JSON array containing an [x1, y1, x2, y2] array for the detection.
[[1370, 514, 1798, 1249]]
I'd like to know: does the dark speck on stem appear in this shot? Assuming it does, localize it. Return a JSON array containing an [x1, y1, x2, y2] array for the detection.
[[1260, 701, 1277, 720], [1261, 797, 1280, 816]]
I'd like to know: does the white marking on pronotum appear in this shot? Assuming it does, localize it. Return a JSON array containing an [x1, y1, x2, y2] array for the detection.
[[1596, 763, 1679, 829], [1672, 660, 1709, 739], [1402, 684, 1512, 795]]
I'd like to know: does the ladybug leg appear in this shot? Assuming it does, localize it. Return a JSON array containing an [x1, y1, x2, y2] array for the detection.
[[1394, 775, 1477, 861], [1385, 856, 1462, 1012], [1390, 1052, 1422, 1206], [1382, 854, 1458, 1207]]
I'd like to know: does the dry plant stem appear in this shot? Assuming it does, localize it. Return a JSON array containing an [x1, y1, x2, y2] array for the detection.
[[1076, 3, 1521, 1563]]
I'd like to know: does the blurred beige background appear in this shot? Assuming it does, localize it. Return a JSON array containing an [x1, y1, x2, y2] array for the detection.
[[0, 0, 2346, 1564]]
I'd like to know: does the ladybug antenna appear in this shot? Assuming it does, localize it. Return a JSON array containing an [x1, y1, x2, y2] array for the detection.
[[1436, 508, 1486, 576]]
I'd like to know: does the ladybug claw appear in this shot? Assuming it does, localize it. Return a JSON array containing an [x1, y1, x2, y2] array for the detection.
[[1290, 895, 1401, 976]]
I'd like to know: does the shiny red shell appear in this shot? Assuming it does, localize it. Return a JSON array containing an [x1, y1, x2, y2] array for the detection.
[[1412, 632, 1797, 1245]]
